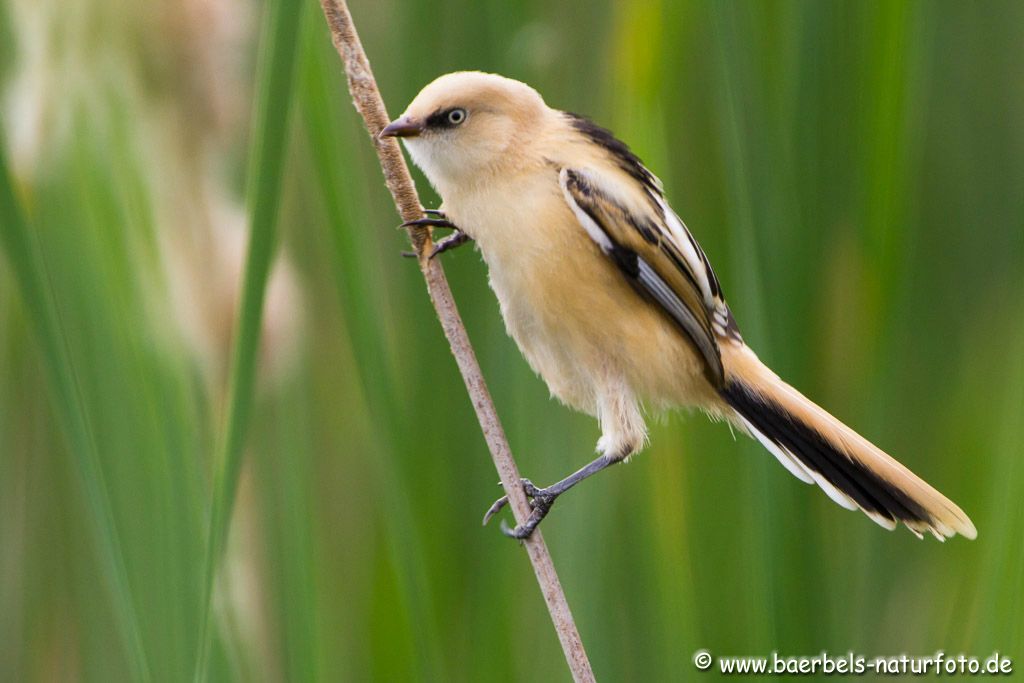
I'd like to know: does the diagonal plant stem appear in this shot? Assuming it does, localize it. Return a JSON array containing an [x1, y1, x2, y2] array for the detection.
[[316, 2, 595, 681]]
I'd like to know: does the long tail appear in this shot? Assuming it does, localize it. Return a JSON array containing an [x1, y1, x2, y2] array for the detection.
[[719, 345, 976, 541]]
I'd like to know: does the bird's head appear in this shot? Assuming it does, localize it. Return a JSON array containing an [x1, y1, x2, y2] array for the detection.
[[380, 71, 548, 194]]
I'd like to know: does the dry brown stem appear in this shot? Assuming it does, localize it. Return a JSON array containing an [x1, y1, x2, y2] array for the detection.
[[316, 2, 595, 680]]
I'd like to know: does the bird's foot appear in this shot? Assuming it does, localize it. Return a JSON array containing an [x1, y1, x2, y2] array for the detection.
[[428, 230, 471, 257], [482, 479, 559, 540], [400, 231, 472, 259], [401, 217, 458, 230], [482, 454, 619, 540], [399, 210, 472, 259], [400, 208, 457, 231]]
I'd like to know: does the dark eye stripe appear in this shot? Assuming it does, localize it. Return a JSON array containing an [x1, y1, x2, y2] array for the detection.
[[426, 108, 466, 129]]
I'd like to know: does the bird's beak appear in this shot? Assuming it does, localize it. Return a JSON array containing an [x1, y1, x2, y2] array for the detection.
[[379, 116, 424, 139]]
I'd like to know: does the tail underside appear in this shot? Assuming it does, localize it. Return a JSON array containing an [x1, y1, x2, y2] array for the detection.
[[719, 350, 976, 541]]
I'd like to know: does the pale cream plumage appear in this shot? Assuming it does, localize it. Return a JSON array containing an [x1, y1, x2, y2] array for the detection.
[[382, 71, 976, 541]]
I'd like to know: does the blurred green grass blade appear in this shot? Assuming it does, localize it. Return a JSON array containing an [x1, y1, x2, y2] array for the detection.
[[971, 305, 1024, 647], [297, 20, 447, 679], [192, 0, 304, 679], [708, 2, 778, 649], [0, 140, 152, 681]]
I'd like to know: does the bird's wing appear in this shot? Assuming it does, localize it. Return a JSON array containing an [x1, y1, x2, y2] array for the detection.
[[559, 166, 739, 387]]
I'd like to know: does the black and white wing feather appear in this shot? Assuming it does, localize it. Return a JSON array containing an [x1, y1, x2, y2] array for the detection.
[[559, 164, 737, 387]]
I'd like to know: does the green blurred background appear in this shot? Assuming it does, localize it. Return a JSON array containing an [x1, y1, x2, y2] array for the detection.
[[1, 0, 1022, 680]]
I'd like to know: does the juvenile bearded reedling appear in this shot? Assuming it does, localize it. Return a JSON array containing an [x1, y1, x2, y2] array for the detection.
[[381, 71, 977, 542]]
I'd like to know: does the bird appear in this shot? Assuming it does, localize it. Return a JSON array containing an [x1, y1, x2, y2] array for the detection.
[[379, 71, 976, 542]]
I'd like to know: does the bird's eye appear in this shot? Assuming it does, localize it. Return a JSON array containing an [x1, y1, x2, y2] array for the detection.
[[447, 108, 467, 125]]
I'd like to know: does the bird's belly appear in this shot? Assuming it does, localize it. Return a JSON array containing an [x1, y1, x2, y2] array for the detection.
[[492, 273, 596, 412], [479, 231, 718, 416]]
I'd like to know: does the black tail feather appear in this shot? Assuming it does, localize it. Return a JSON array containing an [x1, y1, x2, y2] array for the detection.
[[720, 380, 933, 531]]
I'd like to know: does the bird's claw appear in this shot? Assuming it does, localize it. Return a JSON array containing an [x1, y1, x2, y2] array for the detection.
[[401, 217, 458, 230], [428, 230, 471, 258], [483, 478, 557, 540], [400, 209, 455, 231], [482, 485, 509, 525], [400, 228, 472, 260], [398, 210, 471, 259]]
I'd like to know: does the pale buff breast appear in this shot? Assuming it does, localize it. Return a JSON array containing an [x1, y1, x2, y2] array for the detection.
[[444, 170, 718, 417]]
